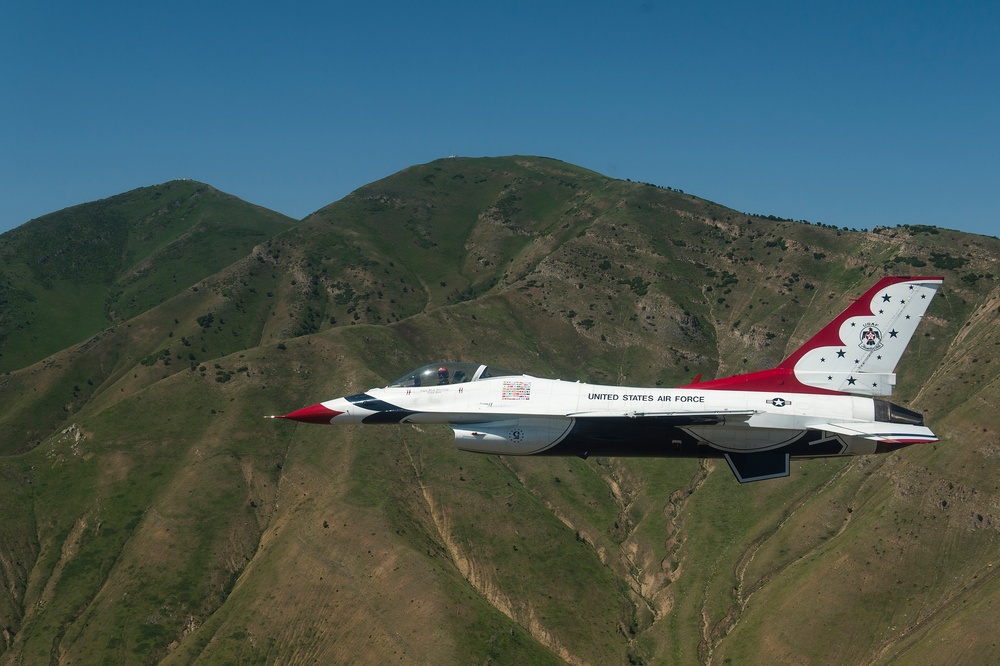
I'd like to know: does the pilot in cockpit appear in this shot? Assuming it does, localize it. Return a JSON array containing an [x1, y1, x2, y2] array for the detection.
[[437, 366, 450, 385]]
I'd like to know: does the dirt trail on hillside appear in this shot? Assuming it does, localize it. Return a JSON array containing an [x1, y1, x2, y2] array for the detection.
[[656, 460, 711, 618], [700, 462, 853, 665], [403, 443, 586, 665]]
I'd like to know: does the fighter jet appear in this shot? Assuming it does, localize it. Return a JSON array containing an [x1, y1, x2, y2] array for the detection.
[[272, 276, 942, 483]]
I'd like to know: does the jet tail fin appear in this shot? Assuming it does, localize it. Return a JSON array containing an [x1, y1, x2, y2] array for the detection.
[[686, 276, 942, 396], [777, 276, 942, 396]]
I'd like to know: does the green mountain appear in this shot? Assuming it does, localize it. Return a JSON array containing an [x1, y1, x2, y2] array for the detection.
[[0, 180, 297, 374], [0, 157, 997, 664]]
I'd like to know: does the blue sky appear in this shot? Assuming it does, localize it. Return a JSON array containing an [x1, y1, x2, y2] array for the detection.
[[2, 1, 997, 236]]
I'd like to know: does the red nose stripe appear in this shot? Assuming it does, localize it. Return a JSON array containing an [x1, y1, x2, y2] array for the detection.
[[280, 404, 343, 424]]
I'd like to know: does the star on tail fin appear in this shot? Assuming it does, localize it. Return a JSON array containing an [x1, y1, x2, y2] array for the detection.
[[778, 276, 943, 396]]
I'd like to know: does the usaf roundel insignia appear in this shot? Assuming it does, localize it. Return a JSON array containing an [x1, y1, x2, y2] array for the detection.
[[859, 325, 884, 351]]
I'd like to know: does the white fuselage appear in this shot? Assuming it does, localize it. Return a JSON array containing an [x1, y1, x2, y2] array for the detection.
[[333, 376, 872, 426], [317, 375, 903, 459], [276, 277, 943, 482]]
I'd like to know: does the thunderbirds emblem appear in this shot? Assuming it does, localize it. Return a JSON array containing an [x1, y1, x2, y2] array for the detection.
[[859, 325, 884, 351]]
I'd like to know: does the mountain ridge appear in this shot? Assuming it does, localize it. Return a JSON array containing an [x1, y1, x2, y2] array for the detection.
[[0, 179, 298, 374], [1, 156, 998, 664]]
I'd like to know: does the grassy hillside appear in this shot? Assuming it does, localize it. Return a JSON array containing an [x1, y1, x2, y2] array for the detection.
[[0, 180, 297, 374], [0, 157, 998, 664]]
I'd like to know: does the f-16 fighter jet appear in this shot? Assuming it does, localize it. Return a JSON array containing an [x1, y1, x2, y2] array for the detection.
[[273, 276, 942, 482]]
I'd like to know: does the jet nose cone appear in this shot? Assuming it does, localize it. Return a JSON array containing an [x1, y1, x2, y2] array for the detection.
[[277, 403, 343, 424]]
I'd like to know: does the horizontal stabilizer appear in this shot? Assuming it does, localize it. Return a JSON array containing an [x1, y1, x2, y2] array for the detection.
[[725, 451, 790, 483], [808, 421, 938, 444]]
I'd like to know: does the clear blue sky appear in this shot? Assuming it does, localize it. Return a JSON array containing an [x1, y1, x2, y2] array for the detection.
[[2, 1, 997, 237]]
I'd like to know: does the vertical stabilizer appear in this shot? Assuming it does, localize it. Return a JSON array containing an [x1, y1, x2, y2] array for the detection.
[[778, 276, 942, 396]]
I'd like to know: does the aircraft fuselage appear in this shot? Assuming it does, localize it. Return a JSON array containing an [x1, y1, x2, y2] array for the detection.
[[275, 276, 942, 482]]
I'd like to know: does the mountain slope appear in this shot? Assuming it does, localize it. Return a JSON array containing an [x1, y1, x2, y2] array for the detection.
[[0, 180, 297, 374], [1, 156, 998, 664]]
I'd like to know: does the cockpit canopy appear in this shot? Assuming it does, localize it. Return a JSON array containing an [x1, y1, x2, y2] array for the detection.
[[388, 362, 519, 388]]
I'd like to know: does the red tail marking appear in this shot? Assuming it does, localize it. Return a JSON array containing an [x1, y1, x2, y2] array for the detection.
[[680, 276, 942, 394]]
